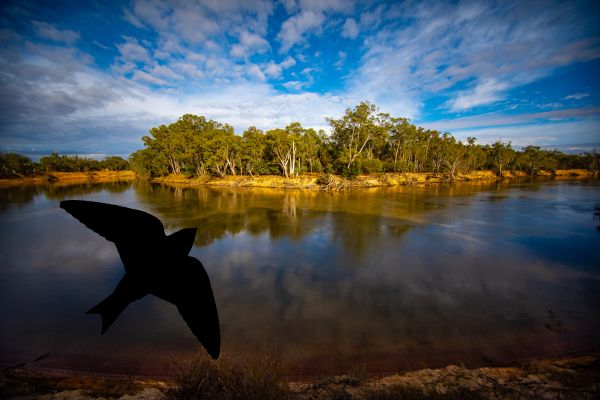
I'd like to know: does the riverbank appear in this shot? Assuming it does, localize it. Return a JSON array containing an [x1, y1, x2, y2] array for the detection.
[[153, 169, 596, 190], [2, 352, 598, 399], [0, 169, 595, 190], [0, 171, 136, 187]]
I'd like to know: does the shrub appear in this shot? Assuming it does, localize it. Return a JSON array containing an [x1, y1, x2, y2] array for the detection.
[[360, 159, 383, 174], [169, 353, 289, 400]]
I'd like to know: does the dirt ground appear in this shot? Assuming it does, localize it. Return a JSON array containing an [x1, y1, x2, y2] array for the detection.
[[2, 352, 598, 399]]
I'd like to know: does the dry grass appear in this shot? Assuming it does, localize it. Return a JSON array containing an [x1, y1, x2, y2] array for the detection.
[[154, 169, 582, 191], [0, 367, 151, 398], [0, 171, 137, 186], [168, 353, 290, 400]]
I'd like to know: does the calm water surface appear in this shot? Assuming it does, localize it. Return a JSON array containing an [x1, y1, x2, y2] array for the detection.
[[0, 179, 599, 375]]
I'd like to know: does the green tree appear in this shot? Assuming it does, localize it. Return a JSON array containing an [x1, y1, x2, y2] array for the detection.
[[241, 126, 267, 176], [0, 153, 36, 177], [328, 101, 388, 170], [516, 145, 546, 175], [487, 141, 516, 176], [99, 156, 129, 171], [265, 128, 292, 177]]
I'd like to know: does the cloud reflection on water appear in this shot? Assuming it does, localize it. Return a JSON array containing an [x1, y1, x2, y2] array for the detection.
[[0, 179, 599, 375]]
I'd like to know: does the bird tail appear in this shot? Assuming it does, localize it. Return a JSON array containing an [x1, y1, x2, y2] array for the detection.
[[86, 273, 146, 334], [167, 227, 197, 256]]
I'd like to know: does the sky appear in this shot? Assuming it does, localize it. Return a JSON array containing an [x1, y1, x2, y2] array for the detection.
[[0, 0, 599, 160]]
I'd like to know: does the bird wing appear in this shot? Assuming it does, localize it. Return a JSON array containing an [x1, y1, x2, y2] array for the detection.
[[60, 200, 165, 243], [170, 258, 221, 359]]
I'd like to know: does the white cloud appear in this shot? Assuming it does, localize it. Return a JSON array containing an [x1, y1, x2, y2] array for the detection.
[[171, 61, 204, 79], [3, 0, 599, 158], [298, 0, 354, 14], [115, 36, 151, 64], [280, 0, 297, 13], [448, 80, 508, 112], [421, 107, 600, 131], [126, 0, 273, 45], [231, 30, 270, 58], [333, 50, 347, 69], [564, 93, 590, 100], [130, 0, 171, 31], [358, 4, 384, 29], [263, 56, 296, 79], [280, 56, 296, 68], [31, 21, 80, 45], [341, 18, 359, 39], [282, 80, 306, 90], [148, 64, 181, 80], [247, 64, 266, 81], [345, 0, 600, 117], [171, 2, 219, 43], [277, 10, 325, 52], [446, 119, 600, 148], [131, 70, 169, 86], [123, 9, 144, 29], [0, 36, 351, 156]]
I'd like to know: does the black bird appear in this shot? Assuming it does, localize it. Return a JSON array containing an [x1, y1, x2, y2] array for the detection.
[[60, 200, 220, 359]]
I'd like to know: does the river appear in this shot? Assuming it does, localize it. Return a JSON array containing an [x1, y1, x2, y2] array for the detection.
[[0, 179, 599, 376]]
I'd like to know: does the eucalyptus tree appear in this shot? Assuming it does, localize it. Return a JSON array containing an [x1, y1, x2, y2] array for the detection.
[[299, 128, 323, 173], [328, 101, 389, 170], [129, 148, 169, 177], [265, 128, 292, 177], [387, 117, 415, 172], [241, 126, 267, 176], [516, 145, 540, 175], [486, 141, 516, 176], [0, 153, 36, 177], [464, 137, 486, 171], [143, 123, 185, 174], [203, 124, 239, 176]]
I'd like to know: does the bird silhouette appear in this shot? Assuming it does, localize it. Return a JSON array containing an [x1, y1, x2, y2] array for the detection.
[[60, 200, 220, 359]]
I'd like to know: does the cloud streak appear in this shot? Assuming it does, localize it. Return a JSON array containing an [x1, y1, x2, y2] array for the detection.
[[0, 0, 598, 157]]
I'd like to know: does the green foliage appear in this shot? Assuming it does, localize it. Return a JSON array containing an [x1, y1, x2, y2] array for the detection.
[[7, 103, 596, 181], [328, 101, 388, 170], [341, 161, 361, 179], [360, 158, 384, 174], [485, 141, 516, 176], [39, 153, 129, 173], [99, 156, 129, 171], [514, 145, 562, 175], [0, 153, 37, 178], [126, 106, 598, 180]]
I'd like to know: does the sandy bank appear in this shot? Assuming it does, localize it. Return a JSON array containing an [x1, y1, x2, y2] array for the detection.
[[0, 169, 595, 190], [153, 169, 596, 190], [2, 352, 598, 399], [0, 171, 137, 187]]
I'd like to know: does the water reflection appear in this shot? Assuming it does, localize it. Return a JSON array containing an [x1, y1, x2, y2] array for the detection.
[[0, 179, 599, 375]]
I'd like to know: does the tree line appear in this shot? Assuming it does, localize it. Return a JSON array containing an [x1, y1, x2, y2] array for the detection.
[[0, 152, 129, 178], [130, 102, 599, 179]]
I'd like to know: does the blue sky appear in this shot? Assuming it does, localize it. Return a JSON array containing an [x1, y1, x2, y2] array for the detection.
[[0, 0, 599, 159]]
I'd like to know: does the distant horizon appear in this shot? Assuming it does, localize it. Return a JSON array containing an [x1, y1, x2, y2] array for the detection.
[[1, 0, 599, 160]]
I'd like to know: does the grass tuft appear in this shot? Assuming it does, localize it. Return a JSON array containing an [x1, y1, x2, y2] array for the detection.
[[168, 353, 289, 400]]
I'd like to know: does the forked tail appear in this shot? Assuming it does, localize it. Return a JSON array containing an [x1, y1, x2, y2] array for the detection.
[[86, 273, 147, 334], [86, 295, 129, 334]]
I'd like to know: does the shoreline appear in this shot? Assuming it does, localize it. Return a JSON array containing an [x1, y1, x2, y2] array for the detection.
[[2, 351, 598, 399], [0, 171, 137, 187], [149, 168, 596, 190], [0, 169, 595, 189]]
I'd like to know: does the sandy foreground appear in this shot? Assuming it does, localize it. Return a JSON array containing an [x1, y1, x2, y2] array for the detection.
[[1, 352, 598, 399]]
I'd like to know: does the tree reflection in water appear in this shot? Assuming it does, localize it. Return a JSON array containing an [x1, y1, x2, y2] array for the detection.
[[0, 179, 599, 375]]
